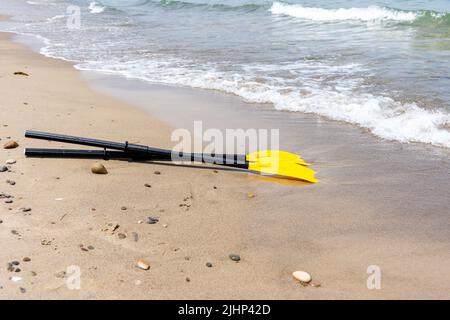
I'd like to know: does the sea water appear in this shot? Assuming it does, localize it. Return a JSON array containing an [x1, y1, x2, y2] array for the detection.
[[0, 0, 449, 147]]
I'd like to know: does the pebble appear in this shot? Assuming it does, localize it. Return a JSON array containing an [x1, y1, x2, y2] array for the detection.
[[136, 259, 150, 270], [19, 287, 26, 293], [55, 271, 66, 279], [22, 257, 31, 262], [229, 254, 241, 262], [292, 271, 312, 284], [0, 165, 7, 172], [87, 245, 95, 250], [12, 261, 20, 266], [117, 233, 127, 239], [20, 207, 32, 212], [309, 280, 321, 288], [5, 159, 16, 165], [137, 220, 143, 224], [6, 179, 16, 186], [30, 271, 37, 277], [10, 276, 22, 282], [247, 192, 255, 199], [5, 199, 13, 204], [206, 262, 213, 268], [121, 206, 127, 210], [147, 216, 159, 224], [3, 141, 19, 149], [144, 183, 151, 188], [154, 171, 161, 175], [91, 162, 108, 174], [14, 71, 29, 76]]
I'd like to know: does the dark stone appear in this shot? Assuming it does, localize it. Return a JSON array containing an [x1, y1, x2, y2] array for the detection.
[[229, 254, 241, 262], [147, 216, 159, 224], [206, 262, 213, 268]]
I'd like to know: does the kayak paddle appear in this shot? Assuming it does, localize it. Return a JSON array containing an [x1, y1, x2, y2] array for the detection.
[[24, 130, 318, 183]]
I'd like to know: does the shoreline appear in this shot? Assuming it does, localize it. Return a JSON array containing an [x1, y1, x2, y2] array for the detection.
[[1, 27, 450, 299]]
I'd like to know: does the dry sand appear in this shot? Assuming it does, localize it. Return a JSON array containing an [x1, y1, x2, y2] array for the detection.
[[1, 28, 450, 299]]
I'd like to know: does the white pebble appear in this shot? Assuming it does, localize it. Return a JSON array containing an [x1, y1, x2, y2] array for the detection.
[[10, 276, 22, 282], [292, 271, 312, 283], [136, 259, 150, 270], [6, 159, 16, 165]]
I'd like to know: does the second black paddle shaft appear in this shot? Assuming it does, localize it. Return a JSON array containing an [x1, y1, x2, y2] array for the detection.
[[25, 131, 248, 167]]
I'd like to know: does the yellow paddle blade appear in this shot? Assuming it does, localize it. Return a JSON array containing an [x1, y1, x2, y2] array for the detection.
[[246, 150, 318, 183], [246, 150, 311, 166]]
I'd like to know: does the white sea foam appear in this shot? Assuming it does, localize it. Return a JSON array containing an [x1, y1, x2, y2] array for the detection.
[[73, 58, 450, 148], [45, 14, 66, 23], [270, 2, 418, 22], [89, 2, 106, 14]]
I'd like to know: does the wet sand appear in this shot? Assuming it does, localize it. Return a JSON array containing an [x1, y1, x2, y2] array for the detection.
[[1, 27, 450, 299]]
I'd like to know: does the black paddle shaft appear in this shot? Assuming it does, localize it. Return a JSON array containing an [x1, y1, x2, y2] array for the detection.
[[24, 131, 248, 167]]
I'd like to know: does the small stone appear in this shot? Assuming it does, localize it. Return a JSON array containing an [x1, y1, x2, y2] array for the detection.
[[11, 230, 20, 236], [206, 262, 213, 268], [87, 245, 94, 250], [121, 206, 127, 210], [136, 259, 150, 270], [6, 179, 16, 186], [19, 287, 26, 293], [154, 171, 161, 175], [11, 261, 20, 266], [22, 257, 31, 262], [14, 71, 29, 76], [14, 268, 21, 273], [137, 220, 143, 224], [0, 165, 7, 172], [247, 192, 255, 199], [3, 141, 19, 149], [309, 280, 321, 287], [292, 271, 312, 284], [30, 271, 37, 277], [5, 199, 13, 204], [10, 276, 22, 282], [162, 224, 168, 228], [5, 159, 16, 165], [186, 277, 191, 282], [117, 233, 126, 239], [40, 239, 52, 245], [91, 162, 108, 174], [81, 247, 89, 252], [55, 271, 66, 278], [20, 207, 32, 212], [229, 254, 240, 262], [144, 183, 152, 188], [146, 216, 159, 224], [101, 222, 119, 234]]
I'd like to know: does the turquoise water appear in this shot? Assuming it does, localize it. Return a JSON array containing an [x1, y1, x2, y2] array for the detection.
[[1, 0, 449, 147]]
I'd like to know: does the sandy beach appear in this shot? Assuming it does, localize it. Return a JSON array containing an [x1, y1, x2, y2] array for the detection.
[[1, 23, 450, 300]]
